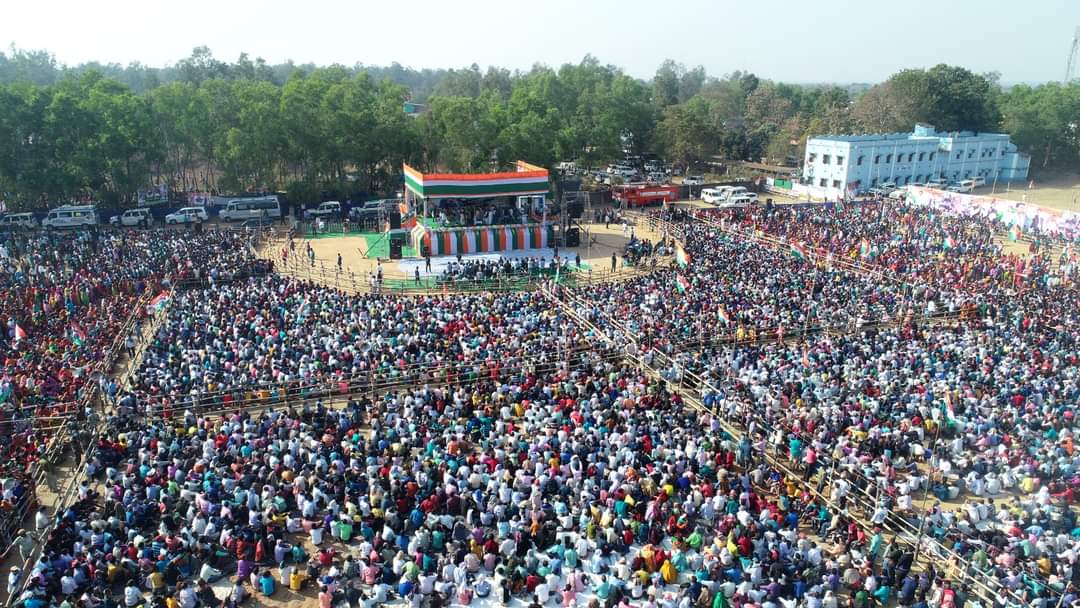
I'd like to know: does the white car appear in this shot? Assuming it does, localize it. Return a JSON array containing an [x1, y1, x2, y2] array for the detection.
[[110, 208, 153, 227], [683, 176, 705, 186], [304, 201, 341, 220], [165, 207, 209, 224], [729, 193, 758, 205]]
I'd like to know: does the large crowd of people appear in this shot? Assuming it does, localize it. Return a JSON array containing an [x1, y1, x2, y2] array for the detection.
[[3, 196, 1079, 608]]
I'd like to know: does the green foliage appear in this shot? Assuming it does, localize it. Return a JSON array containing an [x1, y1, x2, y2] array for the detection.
[[0, 46, 1075, 209]]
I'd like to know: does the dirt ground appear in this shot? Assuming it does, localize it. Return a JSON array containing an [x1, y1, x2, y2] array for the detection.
[[971, 172, 1080, 212], [278, 220, 665, 282]]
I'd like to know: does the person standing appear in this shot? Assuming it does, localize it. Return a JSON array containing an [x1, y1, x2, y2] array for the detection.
[[611, 252, 617, 272]]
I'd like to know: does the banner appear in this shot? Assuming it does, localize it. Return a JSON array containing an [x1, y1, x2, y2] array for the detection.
[[905, 186, 1080, 237]]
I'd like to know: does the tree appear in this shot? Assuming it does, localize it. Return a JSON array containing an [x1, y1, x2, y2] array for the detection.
[[1000, 82, 1080, 168], [652, 60, 681, 107], [654, 97, 714, 171], [852, 65, 999, 134], [176, 46, 228, 85]]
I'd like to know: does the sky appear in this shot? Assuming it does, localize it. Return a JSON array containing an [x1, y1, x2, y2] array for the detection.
[[2, 0, 1078, 84]]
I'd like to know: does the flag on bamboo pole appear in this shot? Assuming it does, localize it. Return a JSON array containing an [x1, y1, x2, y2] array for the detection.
[[789, 242, 809, 261], [718, 307, 730, 324], [69, 322, 86, 346], [675, 274, 691, 294], [13, 323, 27, 343], [1008, 224, 1022, 242], [675, 243, 690, 267], [942, 236, 956, 250]]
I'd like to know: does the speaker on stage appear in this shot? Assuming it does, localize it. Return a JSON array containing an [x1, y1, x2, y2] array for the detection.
[[389, 230, 406, 260], [565, 227, 580, 247], [389, 211, 401, 230]]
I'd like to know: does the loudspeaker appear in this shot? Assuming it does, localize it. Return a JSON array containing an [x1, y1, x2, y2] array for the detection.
[[565, 227, 580, 247], [389, 240, 403, 259], [389, 211, 401, 230]]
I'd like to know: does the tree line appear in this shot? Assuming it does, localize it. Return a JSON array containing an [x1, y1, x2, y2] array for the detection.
[[0, 46, 1077, 209]]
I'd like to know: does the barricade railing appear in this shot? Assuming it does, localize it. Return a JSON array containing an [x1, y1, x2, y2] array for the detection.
[[546, 227, 1024, 608]]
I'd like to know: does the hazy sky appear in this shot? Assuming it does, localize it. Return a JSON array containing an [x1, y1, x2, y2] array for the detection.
[[3, 0, 1078, 83]]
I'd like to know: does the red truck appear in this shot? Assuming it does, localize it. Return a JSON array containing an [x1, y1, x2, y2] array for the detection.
[[612, 183, 681, 207]]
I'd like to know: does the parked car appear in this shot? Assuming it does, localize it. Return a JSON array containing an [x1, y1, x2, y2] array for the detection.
[[888, 189, 906, 200], [0, 212, 38, 230], [348, 199, 399, 221], [729, 193, 758, 205], [240, 218, 275, 232], [304, 201, 342, 220], [110, 208, 154, 227], [42, 205, 98, 230], [165, 207, 209, 224], [683, 175, 705, 186], [972, 176, 986, 187], [701, 188, 725, 203]]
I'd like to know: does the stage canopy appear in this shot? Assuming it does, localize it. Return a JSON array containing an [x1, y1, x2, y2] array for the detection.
[[403, 161, 549, 200]]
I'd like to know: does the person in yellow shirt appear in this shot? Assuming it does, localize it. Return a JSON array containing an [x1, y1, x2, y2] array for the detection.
[[290, 568, 306, 591]]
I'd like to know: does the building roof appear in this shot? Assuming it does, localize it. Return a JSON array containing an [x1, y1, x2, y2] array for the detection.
[[808, 124, 1012, 145]]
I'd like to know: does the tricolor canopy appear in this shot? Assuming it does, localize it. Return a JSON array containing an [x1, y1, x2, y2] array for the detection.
[[403, 161, 549, 200]]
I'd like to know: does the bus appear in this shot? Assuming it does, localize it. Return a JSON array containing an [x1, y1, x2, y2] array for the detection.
[[220, 197, 281, 222]]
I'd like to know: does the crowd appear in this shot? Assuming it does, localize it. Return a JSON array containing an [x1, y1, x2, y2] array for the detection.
[[0, 228, 264, 557], [125, 276, 588, 418], [437, 256, 578, 284], [6, 197, 1080, 608]]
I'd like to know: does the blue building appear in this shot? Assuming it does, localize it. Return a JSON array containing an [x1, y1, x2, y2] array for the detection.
[[802, 124, 1030, 198]]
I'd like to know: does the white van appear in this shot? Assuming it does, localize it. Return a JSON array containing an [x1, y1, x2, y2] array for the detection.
[[927, 178, 948, 189], [0, 212, 38, 230], [954, 181, 974, 193], [42, 205, 98, 229], [972, 176, 986, 187], [220, 197, 281, 222], [729, 192, 758, 205], [722, 186, 748, 200], [701, 188, 729, 203]]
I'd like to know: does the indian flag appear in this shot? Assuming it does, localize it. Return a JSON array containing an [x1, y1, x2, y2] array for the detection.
[[13, 323, 27, 343], [149, 291, 170, 312], [676, 243, 690, 267], [675, 274, 691, 294], [790, 242, 809, 261], [1008, 224, 1022, 242], [942, 236, 956, 250], [943, 392, 957, 422], [718, 307, 730, 323], [70, 322, 87, 346], [859, 238, 871, 258]]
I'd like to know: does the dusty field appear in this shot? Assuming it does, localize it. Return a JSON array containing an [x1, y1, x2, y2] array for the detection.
[[971, 172, 1080, 212]]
